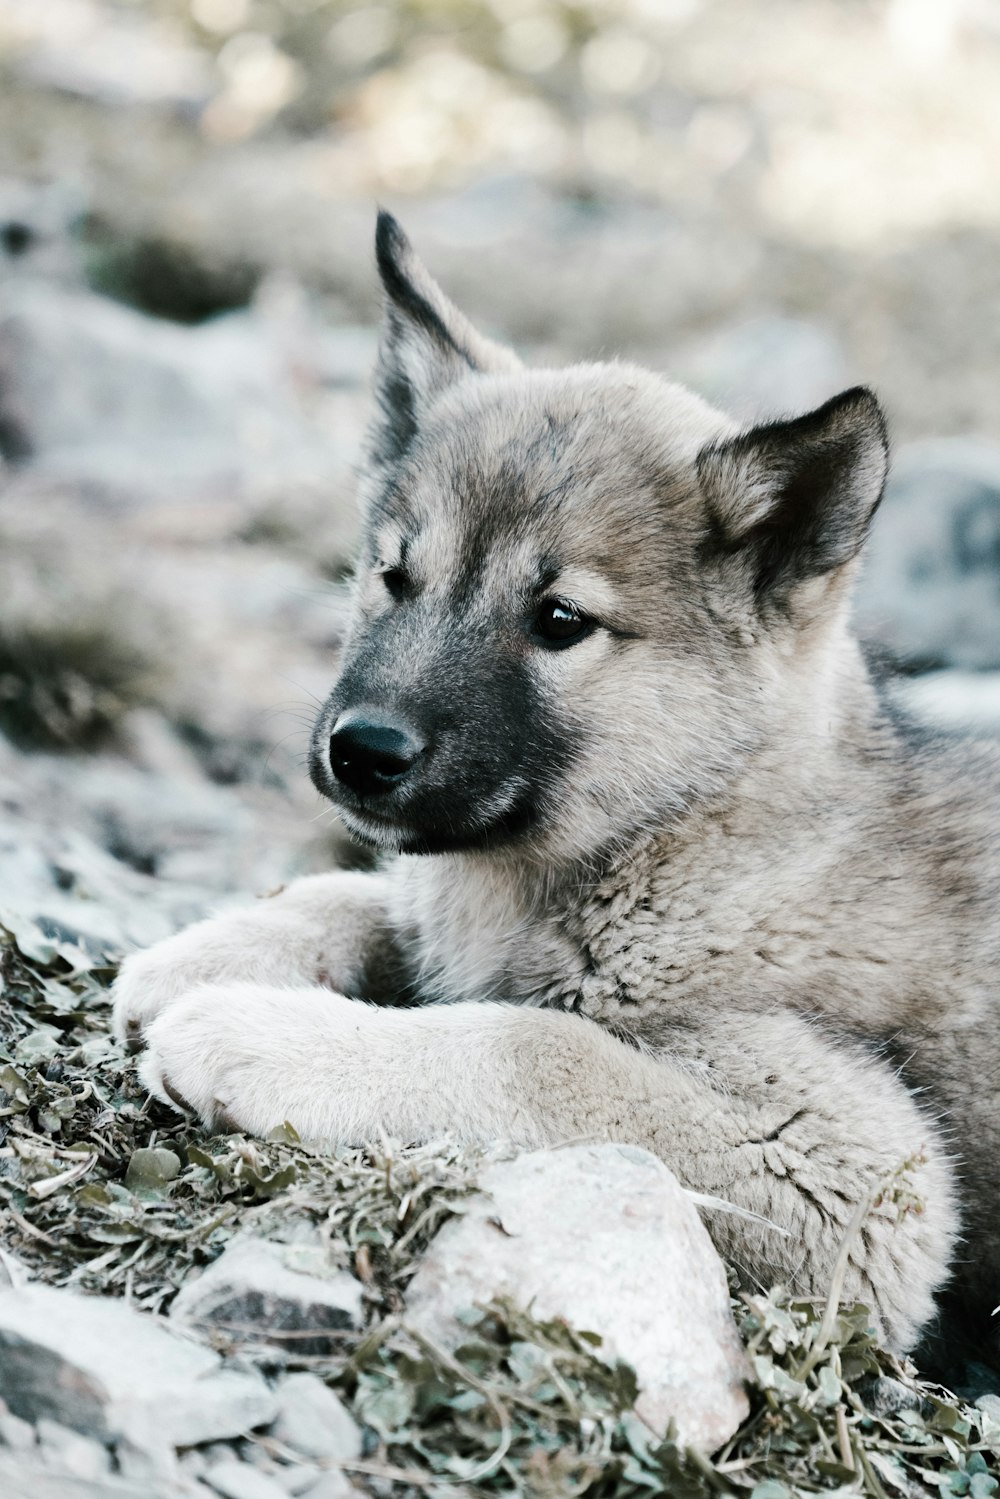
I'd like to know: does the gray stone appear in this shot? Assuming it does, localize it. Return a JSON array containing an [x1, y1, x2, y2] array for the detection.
[[976, 1392, 1000, 1423], [891, 670, 1000, 735], [269, 1375, 361, 1464], [171, 1237, 363, 1356], [0, 1447, 211, 1497], [0, 177, 83, 286], [270, 1465, 324, 1495], [0, 1248, 32, 1290], [206, 1457, 291, 1499], [0, 1397, 35, 1451], [144, 1371, 277, 1452], [35, 1419, 111, 1478], [115, 1434, 183, 1484], [864, 1376, 922, 1418], [405, 1144, 749, 1452], [14, 11, 212, 109], [0, 1283, 275, 1448], [299, 1472, 360, 1499], [0, 281, 353, 504], [858, 438, 1000, 671]]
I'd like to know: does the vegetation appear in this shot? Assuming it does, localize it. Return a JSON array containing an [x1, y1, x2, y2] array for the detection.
[[1, 911, 997, 1496]]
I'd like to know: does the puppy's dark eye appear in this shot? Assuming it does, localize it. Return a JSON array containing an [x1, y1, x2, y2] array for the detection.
[[533, 598, 592, 648], [380, 567, 406, 601]]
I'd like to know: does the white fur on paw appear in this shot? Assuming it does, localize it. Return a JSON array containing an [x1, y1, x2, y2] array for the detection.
[[111, 943, 205, 1052], [112, 915, 264, 1051], [139, 984, 361, 1139]]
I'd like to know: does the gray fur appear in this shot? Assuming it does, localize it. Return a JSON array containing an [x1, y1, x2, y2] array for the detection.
[[113, 215, 999, 1365]]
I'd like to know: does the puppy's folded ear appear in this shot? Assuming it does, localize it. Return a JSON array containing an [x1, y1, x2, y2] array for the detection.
[[369, 212, 521, 466], [697, 386, 888, 613]]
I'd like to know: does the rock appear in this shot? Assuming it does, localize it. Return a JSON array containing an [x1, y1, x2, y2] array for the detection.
[[0, 281, 354, 503], [891, 670, 1000, 735], [0, 1248, 31, 1290], [116, 1433, 184, 1484], [171, 1237, 363, 1356], [12, 9, 212, 110], [0, 177, 82, 287], [977, 1393, 1000, 1423], [151, 1370, 278, 1453], [299, 1472, 360, 1499], [0, 1448, 211, 1497], [270, 1465, 325, 1495], [35, 1419, 111, 1478], [206, 1457, 292, 1499], [405, 1144, 749, 1452], [0, 1283, 275, 1448], [0, 1398, 35, 1451], [269, 1374, 361, 1464], [864, 1376, 922, 1418], [857, 438, 1000, 671]]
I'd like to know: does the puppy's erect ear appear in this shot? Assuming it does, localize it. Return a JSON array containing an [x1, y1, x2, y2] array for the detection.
[[697, 386, 888, 611], [369, 212, 521, 466]]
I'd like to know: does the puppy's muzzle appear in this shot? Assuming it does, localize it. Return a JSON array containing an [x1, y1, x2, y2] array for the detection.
[[329, 711, 426, 798]]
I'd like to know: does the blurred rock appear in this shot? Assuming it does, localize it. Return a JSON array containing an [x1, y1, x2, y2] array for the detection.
[[0, 1282, 275, 1448], [270, 1465, 324, 1496], [862, 1376, 923, 1419], [34, 1419, 111, 1479], [299, 1473, 360, 1499], [0, 1249, 31, 1290], [0, 764, 235, 958], [0, 178, 83, 288], [977, 1393, 1000, 1424], [205, 1457, 290, 1499], [405, 1144, 749, 1452], [116, 1431, 187, 1486], [269, 1375, 361, 1464], [0, 281, 354, 501], [858, 439, 1000, 671], [11, 5, 212, 111], [0, 1397, 35, 1451], [171, 1237, 364, 1355], [891, 671, 1000, 736], [0, 1451, 206, 1498]]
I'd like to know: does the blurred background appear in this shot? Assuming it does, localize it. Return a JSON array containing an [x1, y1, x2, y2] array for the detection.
[[1, 0, 999, 958]]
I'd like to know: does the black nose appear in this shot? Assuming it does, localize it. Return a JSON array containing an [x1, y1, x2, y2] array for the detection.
[[329, 713, 425, 797]]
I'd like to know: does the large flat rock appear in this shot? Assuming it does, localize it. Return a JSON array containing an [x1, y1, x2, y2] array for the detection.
[[0, 1283, 275, 1449], [170, 1236, 363, 1356], [405, 1144, 749, 1453]]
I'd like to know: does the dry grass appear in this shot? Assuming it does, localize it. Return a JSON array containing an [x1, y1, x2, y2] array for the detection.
[[0, 913, 997, 1496]]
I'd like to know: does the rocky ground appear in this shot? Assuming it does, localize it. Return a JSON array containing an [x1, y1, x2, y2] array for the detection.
[[2, 920, 999, 1497], [1, 207, 999, 1492]]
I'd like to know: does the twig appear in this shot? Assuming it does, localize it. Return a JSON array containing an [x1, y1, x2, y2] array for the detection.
[[6, 1202, 60, 1246], [835, 1404, 855, 1471], [405, 1322, 514, 1481], [854, 1435, 892, 1499], [341, 1458, 440, 1487], [684, 1444, 737, 1492], [27, 1150, 97, 1199]]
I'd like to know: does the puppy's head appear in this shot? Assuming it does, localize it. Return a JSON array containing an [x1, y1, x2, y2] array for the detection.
[[309, 214, 888, 863]]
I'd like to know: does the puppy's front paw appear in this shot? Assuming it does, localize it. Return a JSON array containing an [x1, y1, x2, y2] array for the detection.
[[112, 942, 203, 1054], [112, 911, 261, 1053], [139, 985, 360, 1140]]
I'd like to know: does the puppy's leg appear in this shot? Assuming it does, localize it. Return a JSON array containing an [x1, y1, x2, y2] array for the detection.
[[141, 989, 955, 1353], [111, 871, 405, 1050]]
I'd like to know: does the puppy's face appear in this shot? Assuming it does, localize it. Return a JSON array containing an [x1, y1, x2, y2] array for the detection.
[[309, 216, 888, 864]]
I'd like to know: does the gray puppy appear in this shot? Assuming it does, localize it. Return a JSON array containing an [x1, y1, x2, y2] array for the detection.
[[114, 213, 1000, 1363]]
